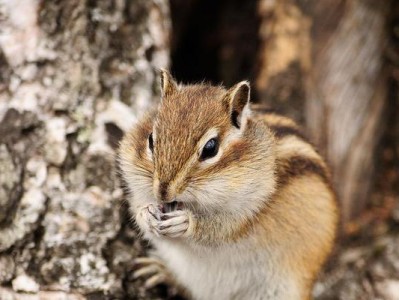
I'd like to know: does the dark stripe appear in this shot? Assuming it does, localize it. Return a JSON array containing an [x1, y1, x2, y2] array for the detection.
[[277, 155, 329, 186], [159, 181, 168, 201], [269, 125, 308, 141]]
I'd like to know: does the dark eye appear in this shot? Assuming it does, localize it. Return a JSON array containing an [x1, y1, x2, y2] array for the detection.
[[200, 138, 219, 160], [148, 133, 154, 152]]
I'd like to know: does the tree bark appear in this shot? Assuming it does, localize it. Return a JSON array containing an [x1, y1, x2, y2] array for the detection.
[[0, 0, 170, 298], [256, 0, 391, 224], [306, 0, 389, 223]]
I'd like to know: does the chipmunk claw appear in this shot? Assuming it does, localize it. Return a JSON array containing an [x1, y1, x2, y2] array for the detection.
[[139, 204, 193, 238], [155, 210, 190, 238], [133, 256, 173, 289]]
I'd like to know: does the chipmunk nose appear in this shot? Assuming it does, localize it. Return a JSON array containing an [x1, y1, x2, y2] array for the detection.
[[155, 180, 175, 203]]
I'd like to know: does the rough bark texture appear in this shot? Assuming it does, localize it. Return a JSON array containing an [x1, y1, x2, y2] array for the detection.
[[256, 0, 391, 223], [315, 232, 399, 300], [306, 0, 389, 223], [0, 0, 170, 298]]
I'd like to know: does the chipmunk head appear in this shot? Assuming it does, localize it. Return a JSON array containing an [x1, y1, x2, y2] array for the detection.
[[120, 70, 276, 215]]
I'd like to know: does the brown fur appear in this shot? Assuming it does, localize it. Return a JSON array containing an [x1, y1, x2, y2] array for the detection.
[[252, 113, 337, 295], [154, 85, 229, 191], [256, 175, 337, 297]]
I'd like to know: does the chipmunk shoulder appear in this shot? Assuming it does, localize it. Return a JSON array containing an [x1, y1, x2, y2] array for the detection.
[[118, 70, 338, 300]]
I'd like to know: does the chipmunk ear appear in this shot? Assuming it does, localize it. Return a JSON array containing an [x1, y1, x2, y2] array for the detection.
[[160, 69, 178, 98], [224, 81, 251, 129]]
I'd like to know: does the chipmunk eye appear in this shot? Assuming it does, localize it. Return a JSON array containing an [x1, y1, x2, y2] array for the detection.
[[148, 133, 154, 152], [200, 138, 219, 160]]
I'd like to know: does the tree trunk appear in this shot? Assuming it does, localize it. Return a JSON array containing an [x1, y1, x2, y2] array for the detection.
[[306, 0, 389, 223], [256, 0, 391, 224], [0, 0, 170, 298]]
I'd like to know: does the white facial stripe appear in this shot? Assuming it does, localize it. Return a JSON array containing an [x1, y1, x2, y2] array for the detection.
[[146, 141, 153, 160], [152, 125, 157, 140], [223, 127, 242, 146]]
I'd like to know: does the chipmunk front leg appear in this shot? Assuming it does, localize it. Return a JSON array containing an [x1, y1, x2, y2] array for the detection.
[[138, 204, 195, 238], [133, 255, 190, 298], [134, 205, 194, 296], [133, 256, 173, 288]]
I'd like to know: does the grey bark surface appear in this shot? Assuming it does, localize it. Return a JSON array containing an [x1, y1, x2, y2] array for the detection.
[[0, 0, 170, 298]]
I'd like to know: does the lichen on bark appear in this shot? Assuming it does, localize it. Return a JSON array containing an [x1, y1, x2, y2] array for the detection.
[[0, 0, 170, 298]]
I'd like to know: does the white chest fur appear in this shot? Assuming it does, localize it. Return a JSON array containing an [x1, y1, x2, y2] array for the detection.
[[153, 238, 300, 300]]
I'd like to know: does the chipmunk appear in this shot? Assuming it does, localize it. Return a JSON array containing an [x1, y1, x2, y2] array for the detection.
[[118, 70, 338, 300]]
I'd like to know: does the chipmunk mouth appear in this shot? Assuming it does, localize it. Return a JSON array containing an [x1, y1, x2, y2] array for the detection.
[[160, 201, 184, 213]]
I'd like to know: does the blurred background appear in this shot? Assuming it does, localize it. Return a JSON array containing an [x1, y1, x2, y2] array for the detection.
[[0, 0, 398, 299]]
